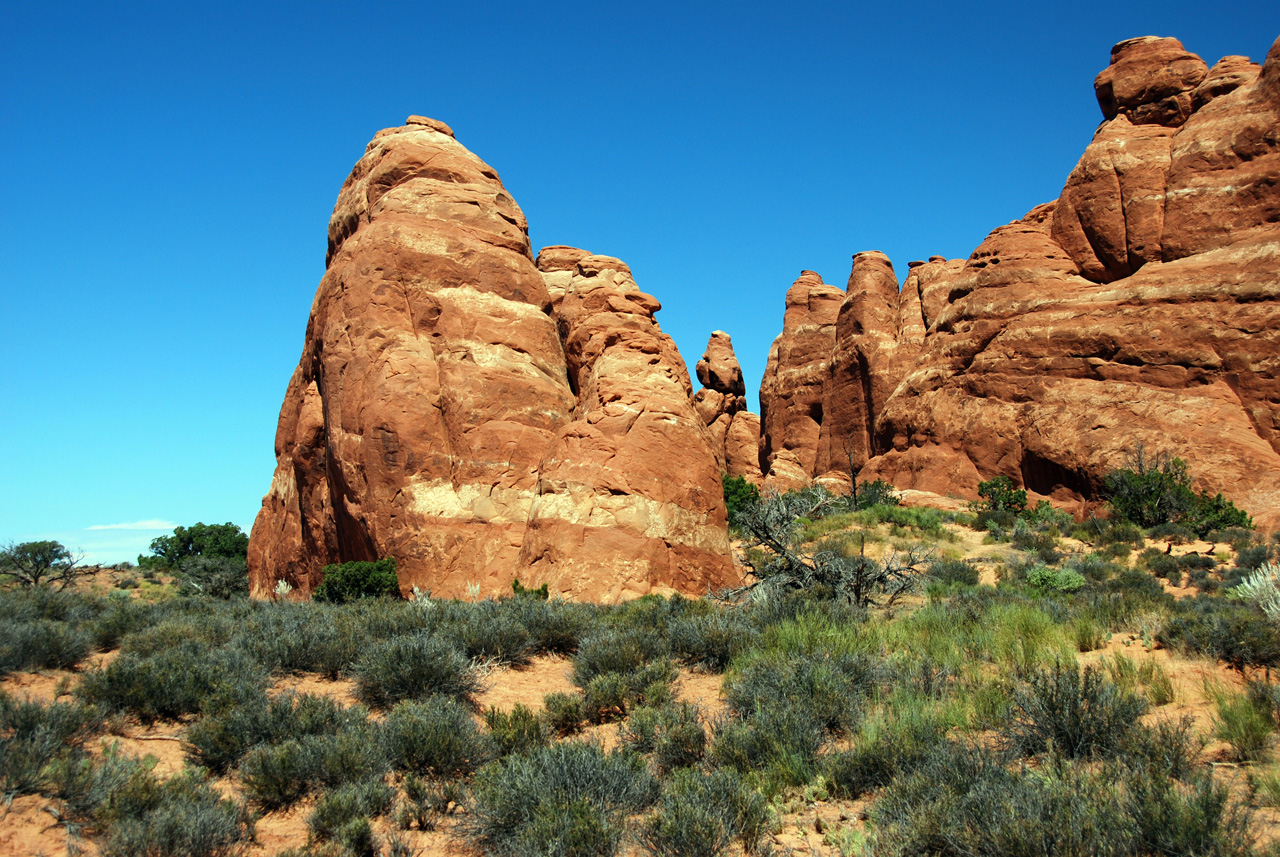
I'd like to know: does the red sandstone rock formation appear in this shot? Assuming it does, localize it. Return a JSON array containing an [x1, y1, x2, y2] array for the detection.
[[249, 121, 736, 599], [515, 254, 737, 600], [760, 35, 1280, 525], [758, 272, 845, 492], [692, 332, 763, 486]]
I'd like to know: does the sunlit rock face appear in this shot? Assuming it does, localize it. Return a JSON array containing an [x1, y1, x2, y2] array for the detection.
[[248, 119, 737, 600], [758, 35, 1280, 526], [693, 332, 764, 486]]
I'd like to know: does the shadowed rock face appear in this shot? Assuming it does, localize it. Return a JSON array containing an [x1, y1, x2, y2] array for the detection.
[[248, 121, 736, 600], [759, 35, 1280, 526]]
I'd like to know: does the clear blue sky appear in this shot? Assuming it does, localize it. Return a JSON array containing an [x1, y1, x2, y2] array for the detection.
[[2, 1, 1275, 563]]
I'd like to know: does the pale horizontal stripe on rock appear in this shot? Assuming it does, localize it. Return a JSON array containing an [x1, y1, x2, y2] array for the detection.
[[406, 479, 538, 525], [527, 490, 729, 554]]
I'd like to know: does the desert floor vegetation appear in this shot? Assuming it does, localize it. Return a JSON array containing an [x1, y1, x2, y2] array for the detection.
[[3, 487, 1280, 856]]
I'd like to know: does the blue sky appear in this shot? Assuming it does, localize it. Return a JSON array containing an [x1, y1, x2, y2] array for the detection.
[[2, 1, 1275, 564]]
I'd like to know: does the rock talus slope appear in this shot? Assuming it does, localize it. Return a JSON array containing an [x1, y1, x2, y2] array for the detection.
[[249, 119, 736, 599], [760, 35, 1280, 524]]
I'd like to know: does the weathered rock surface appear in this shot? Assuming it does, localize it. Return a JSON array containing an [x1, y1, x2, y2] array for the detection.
[[692, 332, 762, 485], [760, 35, 1280, 526], [516, 254, 737, 600], [758, 271, 844, 492], [249, 122, 736, 599]]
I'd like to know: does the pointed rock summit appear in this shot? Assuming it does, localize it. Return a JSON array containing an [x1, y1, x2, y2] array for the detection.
[[692, 332, 763, 486], [248, 119, 738, 600]]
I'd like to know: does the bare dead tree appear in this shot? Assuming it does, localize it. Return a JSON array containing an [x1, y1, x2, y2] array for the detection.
[[724, 486, 930, 608]]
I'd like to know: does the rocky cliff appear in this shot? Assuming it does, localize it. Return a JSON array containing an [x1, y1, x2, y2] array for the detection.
[[248, 118, 736, 600], [760, 35, 1280, 525]]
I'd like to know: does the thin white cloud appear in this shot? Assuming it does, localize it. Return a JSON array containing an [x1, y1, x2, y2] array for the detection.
[[86, 519, 177, 531]]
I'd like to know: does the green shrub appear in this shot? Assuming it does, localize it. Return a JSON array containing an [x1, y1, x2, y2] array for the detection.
[[511, 578, 549, 600], [853, 478, 900, 509], [822, 704, 950, 799], [974, 476, 1027, 514], [668, 611, 755, 672], [723, 474, 761, 525], [98, 769, 253, 857], [1159, 597, 1280, 673], [542, 692, 587, 736], [571, 626, 670, 690], [176, 556, 249, 599], [1025, 565, 1086, 594], [77, 642, 267, 723], [871, 740, 1252, 857], [711, 704, 825, 792], [396, 774, 462, 832], [1104, 447, 1251, 536], [352, 632, 479, 709], [185, 690, 361, 773], [313, 558, 400, 603], [467, 741, 657, 857], [724, 649, 873, 735], [485, 703, 550, 758], [1001, 661, 1147, 760], [0, 692, 99, 797], [621, 702, 706, 773], [1210, 687, 1274, 763], [0, 618, 93, 676], [383, 696, 487, 778], [308, 779, 393, 842], [928, 558, 979, 587], [639, 767, 770, 857], [442, 603, 534, 666], [240, 739, 323, 809]]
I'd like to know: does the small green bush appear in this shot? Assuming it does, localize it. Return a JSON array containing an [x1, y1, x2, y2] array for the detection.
[[312, 558, 400, 604], [383, 696, 487, 778], [668, 611, 755, 672], [542, 692, 587, 736], [853, 478, 900, 509], [77, 643, 267, 723], [0, 618, 93, 676], [308, 779, 393, 842], [98, 769, 253, 857], [928, 558, 979, 587], [1025, 565, 1086, 594], [639, 767, 770, 857], [352, 632, 479, 709], [0, 692, 99, 797], [974, 476, 1028, 514], [1001, 661, 1147, 760], [1210, 687, 1274, 763], [723, 474, 761, 525], [240, 739, 323, 809], [186, 691, 359, 774], [485, 703, 550, 758], [621, 702, 706, 773], [467, 741, 657, 857]]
